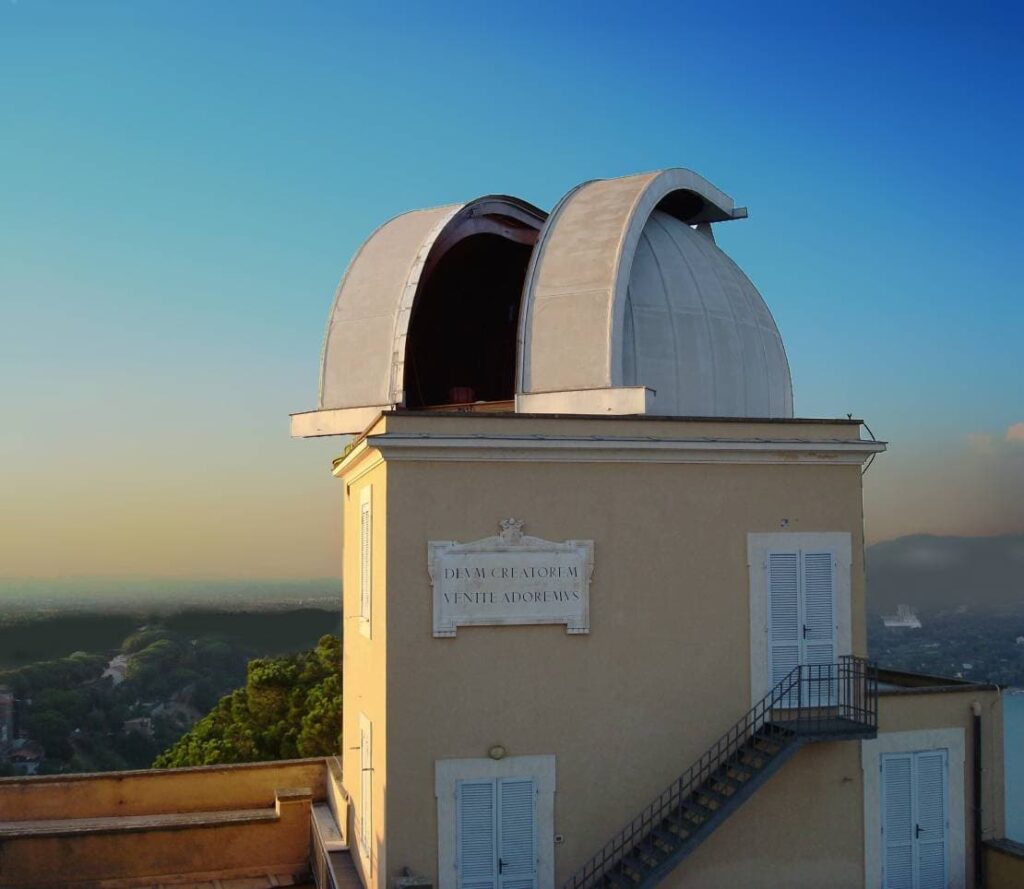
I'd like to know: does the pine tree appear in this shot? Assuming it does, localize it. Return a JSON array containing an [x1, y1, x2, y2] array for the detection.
[[153, 635, 341, 767]]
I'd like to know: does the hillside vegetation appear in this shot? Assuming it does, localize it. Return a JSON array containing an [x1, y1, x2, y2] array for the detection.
[[0, 611, 339, 775], [153, 634, 341, 767], [0, 608, 340, 671]]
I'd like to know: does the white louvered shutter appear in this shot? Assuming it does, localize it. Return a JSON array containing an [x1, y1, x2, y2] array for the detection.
[[458, 779, 498, 889], [914, 751, 948, 889], [801, 551, 836, 705], [497, 779, 537, 889], [882, 753, 914, 889], [768, 551, 801, 705], [359, 717, 372, 859], [359, 488, 372, 629]]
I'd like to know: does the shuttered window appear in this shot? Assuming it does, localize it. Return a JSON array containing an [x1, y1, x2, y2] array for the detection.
[[457, 778, 537, 889], [497, 779, 537, 889], [768, 552, 800, 697], [883, 754, 914, 889], [915, 751, 948, 889], [768, 549, 836, 705], [458, 780, 497, 889], [882, 749, 948, 889], [359, 486, 372, 637]]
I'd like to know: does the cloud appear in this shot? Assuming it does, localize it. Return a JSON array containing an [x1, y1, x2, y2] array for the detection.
[[865, 426, 1024, 542], [966, 422, 1024, 452]]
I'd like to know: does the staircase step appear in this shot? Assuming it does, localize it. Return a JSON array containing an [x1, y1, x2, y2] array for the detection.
[[620, 855, 648, 878], [664, 814, 692, 838], [708, 776, 740, 795], [651, 827, 681, 852], [681, 800, 712, 821], [697, 785, 730, 803], [604, 873, 633, 889], [717, 766, 752, 784], [760, 723, 794, 738], [637, 841, 664, 866]]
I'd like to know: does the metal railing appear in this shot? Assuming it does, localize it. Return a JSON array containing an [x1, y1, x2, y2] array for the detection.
[[563, 656, 877, 889], [773, 655, 878, 735]]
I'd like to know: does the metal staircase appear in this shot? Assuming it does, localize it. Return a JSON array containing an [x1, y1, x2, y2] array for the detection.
[[564, 656, 878, 889]]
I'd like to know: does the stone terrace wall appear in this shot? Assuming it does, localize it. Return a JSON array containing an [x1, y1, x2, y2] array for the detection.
[[0, 757, 327, 820]]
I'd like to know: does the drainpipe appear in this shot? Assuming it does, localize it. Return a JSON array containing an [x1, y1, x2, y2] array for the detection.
[[971, 700, 983, 889]]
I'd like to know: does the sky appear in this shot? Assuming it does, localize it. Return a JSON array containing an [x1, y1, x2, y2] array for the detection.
[[1, 1, 1022, 580]]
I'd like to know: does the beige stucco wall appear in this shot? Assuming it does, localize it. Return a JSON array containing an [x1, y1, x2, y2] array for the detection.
[[878, 688, 1005, 844], [371, 431, 868, 887], [661, 688, 1003, 889], [664, 740, 865, 888], [340, 456, 389, 889], [986, 841, 1024, 889]]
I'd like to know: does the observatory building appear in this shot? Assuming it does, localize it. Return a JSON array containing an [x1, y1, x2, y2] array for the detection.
[[0, 169, 1016, 889], [289, 169, 1008, 889]]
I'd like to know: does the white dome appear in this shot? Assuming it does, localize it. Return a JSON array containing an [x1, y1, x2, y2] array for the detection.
[[292, 168, 795, 438], [518, 168, 793, 420], [622, 210, 792, 417]]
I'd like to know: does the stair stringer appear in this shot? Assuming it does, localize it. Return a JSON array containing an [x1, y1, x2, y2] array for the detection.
[[635, 737, 808, 888]]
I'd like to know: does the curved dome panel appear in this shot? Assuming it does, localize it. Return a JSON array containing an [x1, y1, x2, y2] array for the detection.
[[519, 167, 793, 418], [622, 210, 792, 417], [303, 196, 546, 436], [319, 204, 463, 412]]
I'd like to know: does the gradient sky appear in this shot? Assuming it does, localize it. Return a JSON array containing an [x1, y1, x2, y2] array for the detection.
[[1, 1, 1022, 580]]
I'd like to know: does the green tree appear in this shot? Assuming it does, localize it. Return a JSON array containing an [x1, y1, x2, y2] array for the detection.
[[153, 635, 341, 768], [24, 709, 73, 760]]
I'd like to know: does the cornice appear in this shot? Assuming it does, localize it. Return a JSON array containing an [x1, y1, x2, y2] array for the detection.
[[347, 432, 886, 466]]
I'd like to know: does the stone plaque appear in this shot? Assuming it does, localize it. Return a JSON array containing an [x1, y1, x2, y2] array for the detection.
[[428, 519, 593, 637]]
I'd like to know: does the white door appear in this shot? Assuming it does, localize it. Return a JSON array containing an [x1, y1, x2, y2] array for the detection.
[[457, 778, 538, 889], [768, 550, 837, 705], [882, 750, 949, 889]]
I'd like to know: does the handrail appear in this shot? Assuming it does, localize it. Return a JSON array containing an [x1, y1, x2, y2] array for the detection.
[[563, 656, 877, 889]]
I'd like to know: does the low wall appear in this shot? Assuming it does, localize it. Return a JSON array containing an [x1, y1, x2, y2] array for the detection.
[[0, 790, 314, 888], [986, 839, 1024, 889], [0, 758, 328, 820], [0, 761, 334, 888]]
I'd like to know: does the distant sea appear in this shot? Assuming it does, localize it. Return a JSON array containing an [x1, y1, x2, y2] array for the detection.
[[1007, 690, 1024, 842]]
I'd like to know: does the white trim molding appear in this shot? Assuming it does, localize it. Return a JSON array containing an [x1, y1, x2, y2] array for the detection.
[[343, 432, 884, 470], [291, 405, 387, 438], [747, 532, 853, 703], [861, 728, 966, 889], [435, 755, 556, 889], [359, 485, 373, 639]]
